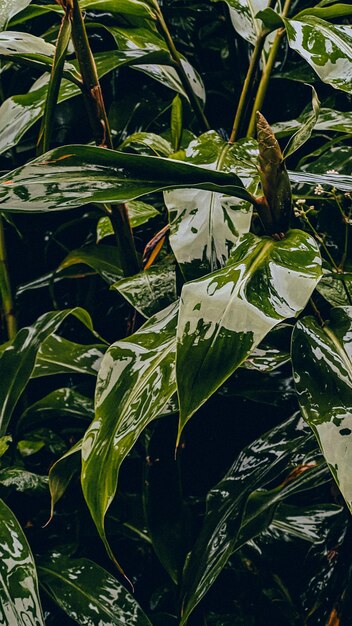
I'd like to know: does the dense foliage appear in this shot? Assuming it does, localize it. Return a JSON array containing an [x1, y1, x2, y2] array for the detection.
[[0, 0, 351, 624]]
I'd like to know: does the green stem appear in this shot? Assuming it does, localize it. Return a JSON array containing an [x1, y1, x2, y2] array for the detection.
[[229, 0, 278, 143], [70, 0, 112, 147], [0, 217, 17, 341], [229, 32, 267, 143], [70, 0, 139, 276], [247, 0, 293, 137], [104, 205, 140, 276], [153, 1, 210, 131]]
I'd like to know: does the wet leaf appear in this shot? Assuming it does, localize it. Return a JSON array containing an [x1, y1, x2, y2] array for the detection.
[[111, 256, 177, 317], [176, 230, 322, 438], [0, 144, 254, 213], [38, 555, 153, 625], [59, 245, 123, 285], [81, 302, 178, 570], [0, 499, 45, 626], [292, 306, 352, 512], [33, 336, 106, 378], [164, 133, 259, 280]]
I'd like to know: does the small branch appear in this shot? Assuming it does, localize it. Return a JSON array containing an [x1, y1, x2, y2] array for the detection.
[[0, 217, 17, 341], [153, 0, 210, 132]]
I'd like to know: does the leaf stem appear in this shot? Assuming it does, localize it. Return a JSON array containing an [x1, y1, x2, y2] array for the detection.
[[153, 0, 210, 131], [0, 217, 17, 341], [70, 0, 112, 148], [247, 0, 293, 137], [69, 0, 139, 276]]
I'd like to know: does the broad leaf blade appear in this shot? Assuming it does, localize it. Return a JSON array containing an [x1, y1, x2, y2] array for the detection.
[[0, 145, 253, 213], [0, 0, 31, 30], [59, 245, 123, 284], [292, 306, 352, 511], [81, 302, 178, 569], [164, 133, 259, 280], [33, 336, 106, 378], [283, 87, 320, 158], [284, 17, 352, 93], [38, 555, 153, 625], [176, 230, 322, 436], [0, 499, 45, 626]]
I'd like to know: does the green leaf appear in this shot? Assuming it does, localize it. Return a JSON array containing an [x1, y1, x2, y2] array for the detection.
[[0, 144, 254, 213], [283, 87, 320, 158], [37, 11, 72, 154], [81, 0, 157, 19], [0, 49, 171, 156], [256, 7, 284, 32], [0, 0, 31, 30], [48, 440, 82, 520], [176, 230, 322, 438], [33, 336, 106, 378], [97, 202, 159, 241], [59, 244, 123, 285], [292, 306, 352, 512], [284, 17, 352, 93], [270, 503, 343, 543], [38, 555, 153, 625], [0, 499, 45, 626], [289, 170, 352, 192], [111, 257, 177, 318], [179, 414, 323, 623], [0, 308, 96, 436], [295, 4, 352, 21], [242, 323, 292, 372], [171, 94, 183, 152], [0, 30, 55, 65], [0, 468, 48, 494], [317, 271, 352, 307], [213, 0, 271, 45], [18, 388, 94, 432], [0, 434, 11, 457], [119, 132, 172, 156], [273, 108, 352, 137], [164, 133, 259, 280], [81, 302, 178, 570]]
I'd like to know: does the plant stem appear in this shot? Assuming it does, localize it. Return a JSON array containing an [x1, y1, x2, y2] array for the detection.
[[0, 217, 17, 341], [153, 0, 210, 131], [247, 0, 293, 137], [229, 0, 278, 143], [69, 0, 139, 276], [228, 32, 267, 143], [70, 0, 112, 148]]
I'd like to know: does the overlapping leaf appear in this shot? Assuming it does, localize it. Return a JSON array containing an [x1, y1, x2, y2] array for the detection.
[[292, 306, 352, 512], [176, 230, 322, 436], [179, 414, 328, 624], [38, 555, 153, 625], [0, 499, 45, 626], [0, 308, 95, 435], [81, 302, 178, 569], [284, 17, 352, 93], [164, 133, 259, 280]]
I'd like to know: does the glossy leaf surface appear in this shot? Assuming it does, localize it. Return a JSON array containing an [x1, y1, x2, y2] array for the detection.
[[179, 415, 322, 623], [38, 555, 153, 625], [33, 336, 106, 378], [283, 87, 320, 158], [164, 133, 259, 280], [292, 307, 352, 511], [0, 49, 171, 156], [49, 440, 82, 519], [0, 0, 31, 30], [81, 302, 178, 567], [273, 108, 352, 137], [59, 245, 123, 284], [18, 388, 94, 432], [176, 230, 322, 434], [284, 17, 352, 93], [111, 257, 177, 317], [97, 202, 159, 242], [0, 145, 253, 213], [213, 0, 269, 45], [0, 308, 95, 435], [0, 499, 45, 626]]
